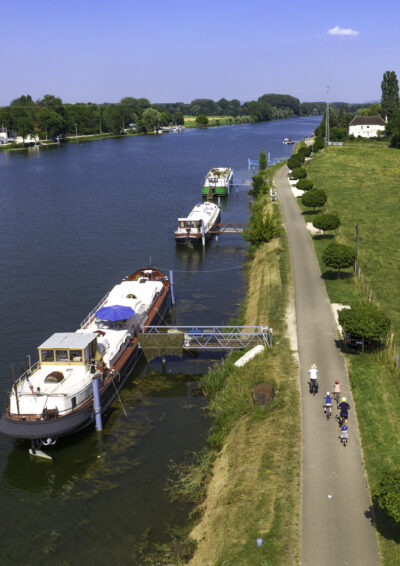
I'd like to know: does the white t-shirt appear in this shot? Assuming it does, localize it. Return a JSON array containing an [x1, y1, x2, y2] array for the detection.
[[308, 368, 318, 380]]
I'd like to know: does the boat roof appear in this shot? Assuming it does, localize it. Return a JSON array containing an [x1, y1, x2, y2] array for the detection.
[[178, 202, 218, 222], [39, 332, 98, 349]]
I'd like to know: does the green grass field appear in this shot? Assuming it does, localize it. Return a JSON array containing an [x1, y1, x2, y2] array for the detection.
[[304, 144, 400, 564]]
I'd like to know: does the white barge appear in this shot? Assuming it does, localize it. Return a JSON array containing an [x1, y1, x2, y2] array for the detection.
[[175, 202, 220, 245]]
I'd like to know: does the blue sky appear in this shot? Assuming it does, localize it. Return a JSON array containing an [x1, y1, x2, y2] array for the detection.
[[1, 0, 399, 105]]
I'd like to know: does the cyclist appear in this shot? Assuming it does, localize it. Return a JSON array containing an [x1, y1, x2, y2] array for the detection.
[[333, 379, 341, 405], [341, 425, 348, 446], [308, 363, 318, 393], [338, 397, 350, 426], [324, 392, 332, 416]]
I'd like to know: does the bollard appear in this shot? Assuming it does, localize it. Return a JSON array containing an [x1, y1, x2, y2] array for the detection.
[[169, 270, 175, 305], [92, 374, 103, 431]]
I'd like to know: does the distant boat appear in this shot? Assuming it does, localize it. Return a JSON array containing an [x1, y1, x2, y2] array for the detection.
[[283, 137, 294, 145], [202, 167, 233, 198], [175, 202, 220, 245]]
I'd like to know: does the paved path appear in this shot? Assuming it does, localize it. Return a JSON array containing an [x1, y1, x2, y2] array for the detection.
[[275, 166, 380, 566]]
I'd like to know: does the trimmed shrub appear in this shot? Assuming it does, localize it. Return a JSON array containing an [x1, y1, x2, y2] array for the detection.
[[288, 154, 301, 170], [322, 243, 355, 276], [296, 179, 314, 191], [312, 212, 340, 233], [373, 472, 400, 523], [301, 188, 327, 209], [339, 304, 391, 347], [313, 136, 325, 152], [291, 167, 307, 179]]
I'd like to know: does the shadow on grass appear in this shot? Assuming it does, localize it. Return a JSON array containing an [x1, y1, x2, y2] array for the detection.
[[301, 209, 321, 215], [369, 500, 400, 543], [313, 234, 335, 240], [321, 270, 354, 280]]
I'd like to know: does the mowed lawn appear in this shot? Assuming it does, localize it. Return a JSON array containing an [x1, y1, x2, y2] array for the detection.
[[307, 144, 400, 565], [308, 145, 400, 337]]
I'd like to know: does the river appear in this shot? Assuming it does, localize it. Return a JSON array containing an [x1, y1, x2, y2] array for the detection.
[[0, 115, 321, 565]]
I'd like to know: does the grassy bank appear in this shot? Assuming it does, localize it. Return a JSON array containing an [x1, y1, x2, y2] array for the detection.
[[302, 143, 400, 564], [184, 115, 253, 128], [186, 168, 300, 566]]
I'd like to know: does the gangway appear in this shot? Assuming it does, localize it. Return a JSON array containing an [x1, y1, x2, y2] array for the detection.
[[209, 222, 245, 234], [138, 325, 272, 353]]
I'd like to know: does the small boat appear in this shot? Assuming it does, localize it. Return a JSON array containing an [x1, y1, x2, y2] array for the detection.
[[202, 167, 233, 198], [170, 126, 185, 133], [175, 202, 220, 245], [0, 268, 170, 448], [283, 137, 295, 144]]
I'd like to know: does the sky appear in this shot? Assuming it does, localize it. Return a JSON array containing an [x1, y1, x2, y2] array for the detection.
[[1, 0, 400, 106]]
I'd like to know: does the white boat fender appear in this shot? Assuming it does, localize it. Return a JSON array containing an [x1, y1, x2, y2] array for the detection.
[[234, 345, 264, 367]]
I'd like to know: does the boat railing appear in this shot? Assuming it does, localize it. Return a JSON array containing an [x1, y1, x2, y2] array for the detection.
[[14, 361, 41, 386], [80, 292, 110, 328]]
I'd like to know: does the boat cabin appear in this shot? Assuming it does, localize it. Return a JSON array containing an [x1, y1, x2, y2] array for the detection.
[[177, 219, 202, 232], [38, 333, 98, 366]]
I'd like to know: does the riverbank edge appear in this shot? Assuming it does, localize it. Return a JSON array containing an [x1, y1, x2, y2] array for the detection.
[[163, 162, 301, 566]]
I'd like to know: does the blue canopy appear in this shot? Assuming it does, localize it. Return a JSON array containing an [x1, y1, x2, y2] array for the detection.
[[96, 305, 135, 321]]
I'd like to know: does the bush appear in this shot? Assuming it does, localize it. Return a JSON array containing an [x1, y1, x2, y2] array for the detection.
[[291, 167, 307, 179], [242, 202, 280, 249], [390, 133, 400, 148], [196, 114, 209, 126], [288, 154, 301, 170], [322, 242, 355, 276], [339, 303, 391, 348], [373, 472, 400, 523], [312, 212, 340, 233], [258, 148, 267, 171], [313, 136, 325, 152], [301, 188, 327, 209], [249, 174, 267, 198], [296, 179, 313, 191]]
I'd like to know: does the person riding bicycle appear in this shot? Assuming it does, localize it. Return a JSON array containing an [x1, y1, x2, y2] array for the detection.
[[333, 379, 341, 404], [341, 425, 348, 444], [324, 392, 332, 414], [338, 397, 350, 425], [308, 363, 318, 392]]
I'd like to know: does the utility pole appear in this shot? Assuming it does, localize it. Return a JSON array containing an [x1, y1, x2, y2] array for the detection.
[[325, 85, 330, 146]]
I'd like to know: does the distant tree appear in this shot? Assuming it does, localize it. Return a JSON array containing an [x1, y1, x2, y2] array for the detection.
[[381, 71, 399, 120], [15, 116, 35, 139], [173, 111, 184, 125], [10, 94, 34, 107], [136, 120, 147, 133], [296, 179, 313, 191], [297, 147, 308, 162], [249, 174, 267, 198], [339, 304, 390, 350], [302, 188, 327, 210], [312, 213, 340, 234], [143, 108, 162, 130], [373, 472, 400, 523], [390, 133, 400, 148], [242, 202, 280, 249], [195, 114, 209, 126], [322, 243, 355, 277], [291, 167, 307, 179], [37, 108, 65, 138], [40, 94, 64, 115], [160, 111, 172, 126], [258, 149, 267, 171]]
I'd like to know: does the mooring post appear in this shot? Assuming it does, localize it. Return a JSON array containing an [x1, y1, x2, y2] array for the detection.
[[218, 196, 221, 207], [169, 270, 175, 305], [201, 220, 205, 247], [92, 374, 103, 432]]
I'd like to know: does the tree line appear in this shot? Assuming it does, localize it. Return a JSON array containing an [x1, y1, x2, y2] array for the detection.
[[0, 92, 329, 140]]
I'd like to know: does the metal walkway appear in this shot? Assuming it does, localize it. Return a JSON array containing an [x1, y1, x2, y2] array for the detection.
[[139, 325, 272, 350], [209, 223, 245, 234]]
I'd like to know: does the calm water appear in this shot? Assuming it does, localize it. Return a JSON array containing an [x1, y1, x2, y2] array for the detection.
[[0, 116, 320, 565]]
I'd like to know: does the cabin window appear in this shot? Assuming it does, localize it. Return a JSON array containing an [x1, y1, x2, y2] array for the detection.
[[71, 397, 77, 409], [55, 349, 69, 362], [41, 349, 55, 363], [70, 350, 83, 362]]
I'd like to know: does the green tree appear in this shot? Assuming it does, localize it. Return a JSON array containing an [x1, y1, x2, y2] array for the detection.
[[291, 167, 307, 179], [302, 188, 327, 210], [322, 243, 355, 277], [37, 108, 65, 138], [160, 111, 172, 126], [288, 154, 301, 170], [296, 179, 313, 191], [258, 149, 267, 171], [312, 213, 340, 235], [242, 202, 280, 249], [381, 71, 399, 120], [173, 111, 184, 125], [313, 136, 325, 152], [195, 114, 209, 126], [339, 304, 390, 350], [143, 108, 162, 130], [249, 174, 267, 198], [373, 472, 400, 523]]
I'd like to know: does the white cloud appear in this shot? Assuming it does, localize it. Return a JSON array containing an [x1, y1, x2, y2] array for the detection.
[[327, 26, 359, 37]]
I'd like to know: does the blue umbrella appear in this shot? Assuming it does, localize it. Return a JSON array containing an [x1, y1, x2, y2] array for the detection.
[[96, 305, 135, 321]]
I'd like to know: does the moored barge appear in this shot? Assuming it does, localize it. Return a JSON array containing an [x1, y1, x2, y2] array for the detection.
[[202, 167, 233, 198], [175, 202, 220, 245]]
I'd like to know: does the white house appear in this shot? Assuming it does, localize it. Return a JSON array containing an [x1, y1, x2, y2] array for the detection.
[[348, 116, 386, 138]]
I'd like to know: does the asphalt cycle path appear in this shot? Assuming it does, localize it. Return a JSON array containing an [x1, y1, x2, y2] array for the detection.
[[275, 165, 380, 566]]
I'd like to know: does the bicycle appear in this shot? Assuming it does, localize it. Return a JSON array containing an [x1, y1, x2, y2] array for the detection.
[[334, 392, 340, 405], [324, 404, 332, 420], [341, 427, 348, 447]]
